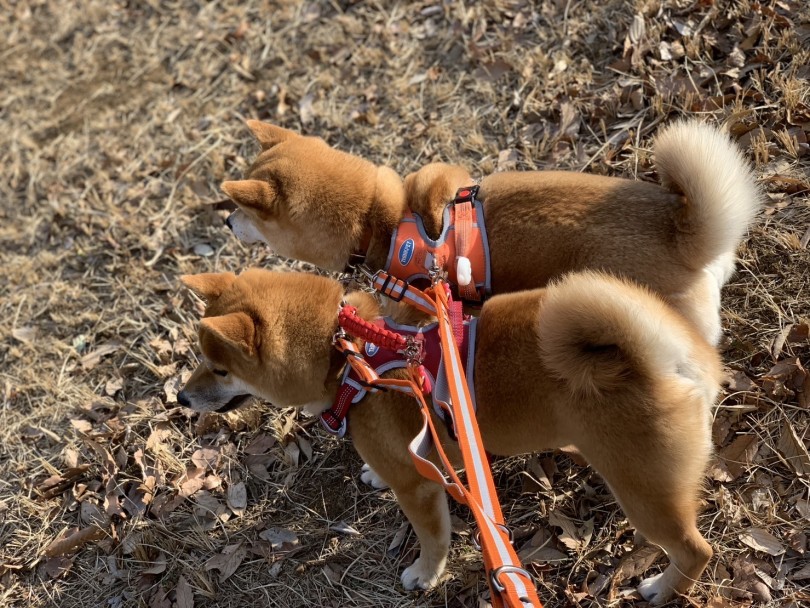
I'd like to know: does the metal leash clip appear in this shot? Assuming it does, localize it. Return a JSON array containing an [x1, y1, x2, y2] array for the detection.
[[403, 335, 424, 365], [428, 260, 445, 284]]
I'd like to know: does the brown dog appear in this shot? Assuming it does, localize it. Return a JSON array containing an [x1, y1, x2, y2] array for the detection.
[[178, 269, 721, 605], [222, 120, 760, 346]]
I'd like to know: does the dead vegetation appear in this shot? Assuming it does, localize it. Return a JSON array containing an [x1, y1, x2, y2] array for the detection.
[[0, 0, 808, 606]]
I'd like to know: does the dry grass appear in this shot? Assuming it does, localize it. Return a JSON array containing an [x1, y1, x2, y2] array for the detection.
[[1, 1, 809, 607]]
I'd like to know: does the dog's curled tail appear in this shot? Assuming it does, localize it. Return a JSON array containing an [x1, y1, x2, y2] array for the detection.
[[654, 120, 761, 266], [539, 271, 697, 397]]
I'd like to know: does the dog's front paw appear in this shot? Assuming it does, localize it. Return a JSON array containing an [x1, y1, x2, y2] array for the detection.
[[360, 463, 389, 489], [401, 557, 443, 590], [638, 572, 671, 606]]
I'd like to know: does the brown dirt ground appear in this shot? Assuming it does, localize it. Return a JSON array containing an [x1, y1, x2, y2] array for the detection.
[[1, 1, 809, 607]]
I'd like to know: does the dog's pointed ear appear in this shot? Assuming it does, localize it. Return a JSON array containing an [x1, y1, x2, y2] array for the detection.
[[246, 120, 299, 150], [181, 273, 236, 301], [221, 180, 276, 216], [201, 312, 255, 357]]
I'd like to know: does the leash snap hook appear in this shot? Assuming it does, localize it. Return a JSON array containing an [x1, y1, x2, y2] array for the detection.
[[403, 336, 423, 365]]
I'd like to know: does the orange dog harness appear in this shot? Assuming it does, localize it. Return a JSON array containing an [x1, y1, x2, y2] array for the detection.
[[385, 186, 491, 302]]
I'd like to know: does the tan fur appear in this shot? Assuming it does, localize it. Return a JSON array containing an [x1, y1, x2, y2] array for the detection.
[[222, 120, 760, 345], [179, 269, 722, 605]]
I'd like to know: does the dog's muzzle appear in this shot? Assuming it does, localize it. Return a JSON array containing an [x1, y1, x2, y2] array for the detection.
[[225, 212, 235, 231]]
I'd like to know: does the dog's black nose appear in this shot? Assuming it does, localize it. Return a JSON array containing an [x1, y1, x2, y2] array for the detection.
[[177, 390, 191, 407], [225, 213, 234, 230]]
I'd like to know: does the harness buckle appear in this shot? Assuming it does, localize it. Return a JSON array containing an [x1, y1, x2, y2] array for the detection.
[[490, 564, 535, 594], [453, 185, 480, 204]]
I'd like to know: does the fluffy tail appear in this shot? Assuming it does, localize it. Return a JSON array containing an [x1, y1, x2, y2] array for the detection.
[[539, 271, 704, 397], [653, 120, 761, 268]]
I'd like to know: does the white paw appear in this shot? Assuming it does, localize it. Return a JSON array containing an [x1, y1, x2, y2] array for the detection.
[[360, 463, 389, 489], [400, 556, 443, 590], [638, 572, 668, 605], [456, 256, 472, 286]]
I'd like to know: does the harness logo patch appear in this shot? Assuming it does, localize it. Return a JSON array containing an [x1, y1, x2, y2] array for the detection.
[[364, 342, 379, 357], [398, 238, 415, 265]]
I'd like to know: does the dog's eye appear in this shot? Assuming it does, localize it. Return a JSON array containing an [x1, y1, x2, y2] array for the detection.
[[213, 369, 228, 377]]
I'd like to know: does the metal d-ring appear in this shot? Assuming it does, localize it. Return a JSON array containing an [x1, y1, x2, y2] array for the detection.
[[490, 564, 535, 594], [472, 523, 513, 550]]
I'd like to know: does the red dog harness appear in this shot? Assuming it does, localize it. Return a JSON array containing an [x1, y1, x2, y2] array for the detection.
[[385, 186, 491, 302], [320, 314, 478, 438]]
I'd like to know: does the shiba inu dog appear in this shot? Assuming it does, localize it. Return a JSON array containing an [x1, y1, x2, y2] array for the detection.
[[221, 119, 759, 346], [177, 268, 722, 605]]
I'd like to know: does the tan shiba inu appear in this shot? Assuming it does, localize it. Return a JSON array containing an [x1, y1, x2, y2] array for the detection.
[[221, 119, 759, 345], [178, 268, 721, 605]]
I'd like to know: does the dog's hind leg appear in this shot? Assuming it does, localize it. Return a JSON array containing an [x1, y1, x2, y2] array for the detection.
[[581, 434, 712, 605]]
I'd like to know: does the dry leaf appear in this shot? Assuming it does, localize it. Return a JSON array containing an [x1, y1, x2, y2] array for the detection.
[[143, 552, 167, 575], [80, 342, 121, 370], [258, 527, 299, 551], [518, 529, 568, 564], [611, 544, 663, 586], [796, 498, 810, 519], [739, 528, 786, 556], [70, 419, 93, 434], [245, 433, 275, 454], [44, 526, 106, 557], [776, 419, 810, 476], [226, 482, 247, 516], [298, 93, 315, 125], [40, 556, 73, 579], [497, 149, 519, 172], [712, 434, 758, 481], [105, 378, 123, 396], [330, 521, 360, 536], [283, 441, 300, 468], [297, 435, 313, 461], [192, 491, 226, 519], [191, 448, 220, 471], [549, 511, 591, 552], [12, 326, 38, 343], [176, 574, 194, 608], [179, 467, 206, 498], [791, 563, 810, 581], [386, 523, 409, 558], [204, 542, 246, 582]]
